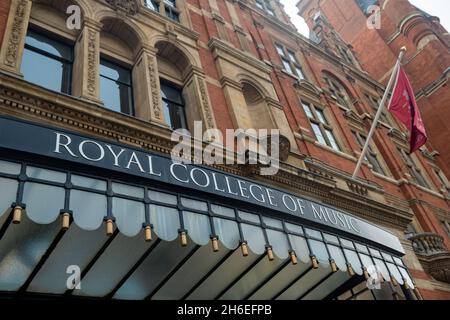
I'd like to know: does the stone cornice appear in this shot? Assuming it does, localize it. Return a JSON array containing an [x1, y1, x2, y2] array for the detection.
[[208, 37, 272, 74]]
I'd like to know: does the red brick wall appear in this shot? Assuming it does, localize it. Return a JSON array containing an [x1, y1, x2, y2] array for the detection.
[[0, 0, 11, 46]]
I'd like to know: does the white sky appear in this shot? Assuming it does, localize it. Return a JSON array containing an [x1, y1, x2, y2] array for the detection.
[[281, 0, 450, 37]]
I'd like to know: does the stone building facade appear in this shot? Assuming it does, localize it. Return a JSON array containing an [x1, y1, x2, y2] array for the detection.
[[0, 0, 449, 300]]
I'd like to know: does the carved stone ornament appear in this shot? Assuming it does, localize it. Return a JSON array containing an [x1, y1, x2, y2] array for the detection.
[[4, 0, 28, 68], [105, 0, 139, 15]]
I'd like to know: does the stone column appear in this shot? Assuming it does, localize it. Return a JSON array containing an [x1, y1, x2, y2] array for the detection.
[[132, 45, 166, 126], [0, 0, 32, 77], [72, 19, 102, 104]]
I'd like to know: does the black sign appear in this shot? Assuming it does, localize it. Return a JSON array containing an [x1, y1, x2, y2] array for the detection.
[[0, 116, 404, 254]]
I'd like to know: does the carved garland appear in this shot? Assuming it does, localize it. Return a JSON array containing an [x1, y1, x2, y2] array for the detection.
[[198, 79, 215, 129], [4, 0, 28, 68], [86, 29, 97, 97], [148, 55, 161, 120]]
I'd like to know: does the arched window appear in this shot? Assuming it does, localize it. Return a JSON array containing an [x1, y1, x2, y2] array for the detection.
[[325, 75, 355, 111], [20, 0, 81, 95], [145, 0, 180, 22], [99, 18, 141, 115], [155, 41, 192, 130]]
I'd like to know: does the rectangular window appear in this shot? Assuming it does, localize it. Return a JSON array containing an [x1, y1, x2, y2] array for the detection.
[[21, 30, 73, 94], [145, 0, 179, 22], [434, 168, 450, 191], [100, 58, 134, 115], [397, 148, 430, 189], [365, 93, 390, 124], [302, 101, 340, 151], [352, 131, 386, 175], [161, 81, 187, 130], [276, 43, 305, 80], [256, 0, 276, 16]]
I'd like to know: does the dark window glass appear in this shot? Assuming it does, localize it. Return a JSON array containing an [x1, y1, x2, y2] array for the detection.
[[100, 59, 134, 115], [21, 30, 73, 94], [161, 81, 187, 130], [145, 0, 160, 11]]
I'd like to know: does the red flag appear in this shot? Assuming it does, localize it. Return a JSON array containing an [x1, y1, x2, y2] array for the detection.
[[388, 67, 427, 153]]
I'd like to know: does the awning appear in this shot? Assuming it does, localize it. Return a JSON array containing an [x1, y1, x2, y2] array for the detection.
[[0, 158, 415, 300]]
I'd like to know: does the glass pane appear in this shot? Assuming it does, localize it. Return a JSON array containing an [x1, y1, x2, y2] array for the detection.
[[344, 249, 362, 275], [323, 234, 339, 245], [369, 248, 382, 258], [282, 59, 293, 74], [26, 166, 66, 183], [341, 239, 355, 249], [148, 190, 177, 205], [311, 123, 327, 145], [100, 77, 133, 115], [275, 44, 285, 56], [145, 0, 160, 11], [309, 239, 329, 263], [304, 228, 322, 240], [71, 175, 106, 191], [100, 59, 131, 84], [287, 51, 296, 62], [23, 182, 64, 224], [181, 198, 208, 211], [241, 224, 266, 254], [211, 204, 235, 218], [70, 190, 107, 230], [266, 229, 289, 259], [160, 82, 183, 104], [22, 48, 70, 94], [288, 235, 310, 263], [386, 262, 404, 285], [0, 216, 60, 291], [325, 129, 340, 151], [151, 204, 180, 241], [183, 211, 211, 245], [75, 233, 155, 297], [100, 76, 122, 113], [213, 217, 240, 249], [28, 225, 108, 294], [285, 222, 303, 235], [295, 67, 305, 80], [112, 182, 144, 198], [26, 31, 72, 60], [302, 103, 314, 119], [262, 216, 283, 229], [113, 198, 145, 237], [0, 160, 21, 174], [355, 243, 368, 253], [315, 109, 327, 124], [328, 244, 347, 270], [0, 178, 18, 218], [238, 211, 260, 224]]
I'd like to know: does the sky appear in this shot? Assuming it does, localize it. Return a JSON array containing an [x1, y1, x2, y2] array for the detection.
[[280, 0, 450, 37]]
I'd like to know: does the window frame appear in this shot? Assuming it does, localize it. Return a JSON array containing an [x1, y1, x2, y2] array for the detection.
[[351, 130, 387, 176], [160, 79, 188, 130], [326, 77, 354, 111], [302, 100, 341, 151], [99, 57, 135, 116], [21, 28, 74, 95], [275, 43, 305, 80], [255, 0, 276, 17], [397, 147, 431, 189], [145, 0, 180, 22]]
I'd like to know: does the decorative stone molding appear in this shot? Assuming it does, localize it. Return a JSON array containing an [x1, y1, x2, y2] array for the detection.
[[408, 232, 450, 284], [105, 0, 139, 15], [0, 0, 32, 75], [198, 78, 216, 129], [346, 180, 369, 196], [147, 53, 163, 121]]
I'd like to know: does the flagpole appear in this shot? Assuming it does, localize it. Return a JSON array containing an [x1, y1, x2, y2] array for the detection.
[[352, 46, 406, 179]]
